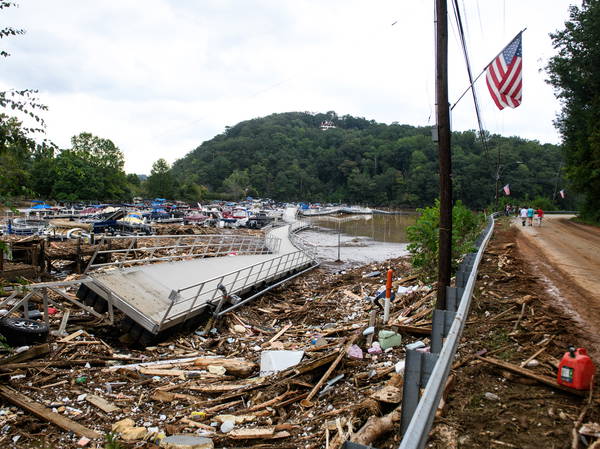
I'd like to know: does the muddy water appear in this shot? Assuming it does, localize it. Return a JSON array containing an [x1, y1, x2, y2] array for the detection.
[[299, 213, 417, 268]]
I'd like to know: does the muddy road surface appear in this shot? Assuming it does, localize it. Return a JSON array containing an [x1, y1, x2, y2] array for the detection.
[[515, 214, 600, 360]]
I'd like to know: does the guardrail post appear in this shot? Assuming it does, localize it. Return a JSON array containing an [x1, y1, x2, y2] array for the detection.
[[400, 349, 439, 435], [431, 309, 456, 354], [445, 286, 463, 312], [401, 349, 424, 434]]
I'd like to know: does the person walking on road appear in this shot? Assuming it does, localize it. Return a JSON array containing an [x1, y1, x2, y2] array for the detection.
[[527, 206, 535, 226], [519, 206, 528, 227], [536, 207, 544, 226]]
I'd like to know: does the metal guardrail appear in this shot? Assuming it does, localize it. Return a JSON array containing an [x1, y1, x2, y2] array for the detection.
[[397, 215, 495, 449], [288, 220, 318, 259], [84, 234, 281, 273]]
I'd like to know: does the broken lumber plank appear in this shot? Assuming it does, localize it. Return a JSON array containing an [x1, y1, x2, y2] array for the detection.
[[0, 359, 106, 372], [189, 380, 263, 393], [284, 351, 339, 376], [0, 385, 101, 439], [57, 329, 85, 343], [520, 344, 550, 368], [243, 390, 300, 413], [151, 390, 205, 404], [228, 427, 275, 439], [395, 324, 432, 335], [343, 290, 362, 301], [203, 399, 244, 414], [138, 367, 189, 377], [476, 356, 585, 396], [366, 310, 377, 346], [0, 344, 50, 364], [393, 274, 418, 285], [264, 323, 292, 346], [301, 333, 359, 407], [85, 394, 120, 413], [193, 357, 257, 377], [370, 385, 402, 404], [179, 418, 216, 431]]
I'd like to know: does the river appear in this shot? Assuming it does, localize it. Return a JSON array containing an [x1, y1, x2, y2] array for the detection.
[[298, 212, 418, 268]]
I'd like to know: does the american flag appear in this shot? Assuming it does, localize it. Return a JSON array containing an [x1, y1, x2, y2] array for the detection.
[[503, 184, 511, 196], [486, 33, 523, 110]]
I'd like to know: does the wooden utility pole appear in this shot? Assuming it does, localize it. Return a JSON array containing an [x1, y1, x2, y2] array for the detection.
[[435, 0, 452, 310]]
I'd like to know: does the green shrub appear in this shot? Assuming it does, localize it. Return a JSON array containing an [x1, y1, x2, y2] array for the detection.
[[407, 200, 485, 281]]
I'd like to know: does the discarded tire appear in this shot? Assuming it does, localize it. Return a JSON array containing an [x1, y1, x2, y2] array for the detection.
[[0, 317, 49, 347]]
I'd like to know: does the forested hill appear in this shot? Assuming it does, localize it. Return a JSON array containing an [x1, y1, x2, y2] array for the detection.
[[171, 111, 564, 209]]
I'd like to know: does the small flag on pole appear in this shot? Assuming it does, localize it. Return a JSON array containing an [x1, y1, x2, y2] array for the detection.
[[503, 184, 511, 196], [486, 33, 523, 110], [559, 189, 565, 199]]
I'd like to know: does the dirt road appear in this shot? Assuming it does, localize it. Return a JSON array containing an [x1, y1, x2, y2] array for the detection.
[[515, 214, 600, 360]]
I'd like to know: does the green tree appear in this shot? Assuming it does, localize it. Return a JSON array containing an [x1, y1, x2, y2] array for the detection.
[[146, 158, 175, 199], [407, 200, 485, 281], [52, 150, 100, 201], [29, 143, 56, 198], [170, 111, 565, 207], [0, 114, 35, 196], [70, 132, 129, 199], [223, 169, 251, 200], [547, 1, 600, 222]]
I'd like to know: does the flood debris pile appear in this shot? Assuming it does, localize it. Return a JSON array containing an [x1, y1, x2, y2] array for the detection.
[[0, 257, 447, 448]]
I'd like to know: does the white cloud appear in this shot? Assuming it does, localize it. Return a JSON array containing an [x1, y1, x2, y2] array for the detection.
[[0, 0, 571, 173]]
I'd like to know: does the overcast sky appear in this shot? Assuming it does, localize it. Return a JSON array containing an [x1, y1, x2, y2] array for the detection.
[[1, 1, 573, 174]]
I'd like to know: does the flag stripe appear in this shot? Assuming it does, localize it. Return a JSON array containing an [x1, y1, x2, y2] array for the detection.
[[485, 35, 523, 110]]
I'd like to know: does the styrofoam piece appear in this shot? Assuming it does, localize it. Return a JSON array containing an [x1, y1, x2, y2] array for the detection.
[[259, 350, 304, 376]]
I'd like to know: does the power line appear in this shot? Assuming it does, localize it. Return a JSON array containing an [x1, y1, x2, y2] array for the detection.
[[450, 0, 492, 167]]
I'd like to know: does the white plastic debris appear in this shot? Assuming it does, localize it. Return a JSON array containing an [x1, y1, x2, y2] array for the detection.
[[405, 341, 426, 351], [394, 359, 406, 374], [259, 350, 304, 376], [220, 420, 235, 433]]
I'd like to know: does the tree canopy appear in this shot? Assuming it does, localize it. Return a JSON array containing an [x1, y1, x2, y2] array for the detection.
[[547, 0, 600, 222], [171, 111, 566, 209]]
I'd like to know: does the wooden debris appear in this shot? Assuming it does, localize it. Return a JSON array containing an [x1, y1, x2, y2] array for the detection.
[[228, 426, 275, 439], [520, 343, 550, 368], [352, 404, 402, 446], [151, 390, 205, 404], [57, 329, 85, 343], [0, 343, 50, 364], [301, 334, 359, 407], [263, 323, 292, 346], [138, 367, 189, 378], [395, 324, 432, 335], [85, 394, 120, 413], [476, 355, 586, 396], [370, 385, 402, 403], [192, 357, 257, 377], [0, 385, 101, 440]]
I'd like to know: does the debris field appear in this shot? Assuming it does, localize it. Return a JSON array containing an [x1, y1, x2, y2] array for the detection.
[[0, 219, 599, 449]]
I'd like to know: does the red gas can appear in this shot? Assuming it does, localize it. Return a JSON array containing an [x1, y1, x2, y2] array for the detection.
[[557, 347, 595, 390]]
